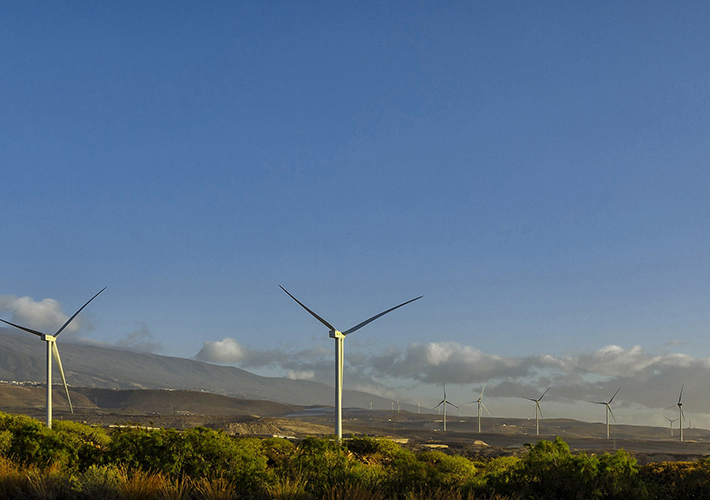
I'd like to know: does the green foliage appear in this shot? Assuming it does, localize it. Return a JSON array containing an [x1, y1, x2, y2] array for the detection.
[[4, 412, 710, 500], [0, 412, 109, 471], [639, 460, 710, 500], [346, 436, 408, 461], [485, 436, 647, 500], [107, 426, 269, 490], [288, 437, 355, 495]]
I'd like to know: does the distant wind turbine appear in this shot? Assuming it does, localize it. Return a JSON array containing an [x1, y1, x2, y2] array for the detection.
[[523, 387, 549, 436], [676, 385, 685, 442], [462, 384, 490, 434], [279, 285, 421, 440], [0, 288, 105, 428], [664, 415, 678, 437], [591, 388, 620, 439], [433, 384, 459, 432]]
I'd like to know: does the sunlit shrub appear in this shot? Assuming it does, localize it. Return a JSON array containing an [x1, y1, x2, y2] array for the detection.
[[485, 437, 647, 500], [0, 412, 109, 471], [640, 460, 710, 500]]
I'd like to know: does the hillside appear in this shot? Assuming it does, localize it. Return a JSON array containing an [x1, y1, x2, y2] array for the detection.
[[0, 329, 402, 411]]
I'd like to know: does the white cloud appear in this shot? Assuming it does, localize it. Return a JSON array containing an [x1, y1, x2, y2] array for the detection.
[[0, 294, 82, 335], [286, 370, 314, 380], [116, 322, 162, 354], [193, 338, 710, 419], [195, 338, 248, 364]]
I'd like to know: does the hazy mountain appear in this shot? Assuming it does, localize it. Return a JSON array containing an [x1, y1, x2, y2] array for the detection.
[[0, 329, 405, 411]]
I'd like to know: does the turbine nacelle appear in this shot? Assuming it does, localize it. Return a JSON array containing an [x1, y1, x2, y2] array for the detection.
[[329, 330, 345, 339]]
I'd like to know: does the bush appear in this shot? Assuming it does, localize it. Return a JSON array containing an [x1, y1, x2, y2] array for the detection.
[[639, 460, 710, 500], [107, 427, 269, 486], [0, 412, 109, 471], [485, 437, 647, 500]]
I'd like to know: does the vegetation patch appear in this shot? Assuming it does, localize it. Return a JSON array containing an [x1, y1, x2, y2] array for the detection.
[[0, 411, 707, 499]]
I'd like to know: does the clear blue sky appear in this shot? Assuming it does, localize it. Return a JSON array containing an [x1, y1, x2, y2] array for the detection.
[[2, 2, 709, 425]]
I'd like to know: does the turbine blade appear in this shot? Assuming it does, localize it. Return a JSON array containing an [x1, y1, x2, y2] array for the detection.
[[523, 397, 536, 402], [55, 288, 106, 337], [609, 406, 617, 423], [479, 384, 486, 400], [609, 387, 621, 404], [432, 400, 445, 410], [481, 401, 492, 416], [0, 318, 44, 337], [539, 387, 550, 400], [538, 403, 544, 419], [445, 401, 460, 409], [52, 342, 74, 414], [279, 286, 337, 331], [678, 384, 684, 405], [342, 296, 422, 335]]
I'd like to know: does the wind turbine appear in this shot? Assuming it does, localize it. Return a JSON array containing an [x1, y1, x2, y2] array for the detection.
[[591, 388, 620, 439], [279, 285, 421, 440], [433, 384, 459, 432], [462, 384, 491, 433], [676, 385, 685, 442], [0, 288, 105, 428], [664, 416, 678, 437], [523, 387, 549, 436]]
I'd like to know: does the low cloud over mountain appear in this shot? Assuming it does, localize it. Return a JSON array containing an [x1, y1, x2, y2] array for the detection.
[[195, 337, 708, 422]]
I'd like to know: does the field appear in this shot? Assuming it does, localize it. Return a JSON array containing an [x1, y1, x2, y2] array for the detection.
[[2, 383, 709, 465]]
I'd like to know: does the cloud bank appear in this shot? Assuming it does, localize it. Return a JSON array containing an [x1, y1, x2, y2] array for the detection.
[[0, 294, 161, 354], [0, 294, 82, 335], [195, 337, 709, 416]]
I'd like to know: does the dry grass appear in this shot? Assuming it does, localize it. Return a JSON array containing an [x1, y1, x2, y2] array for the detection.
[[194, 476, 236, 500], [262, 476, 310, 500], [115, 466, 173, 500], [158, 476, 193, 500], [322, 485, 385, 500]]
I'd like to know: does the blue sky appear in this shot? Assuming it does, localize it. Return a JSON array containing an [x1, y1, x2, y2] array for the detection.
[[2, 2, 710, 425]]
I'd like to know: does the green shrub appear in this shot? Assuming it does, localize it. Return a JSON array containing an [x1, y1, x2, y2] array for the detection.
[[639, 460, 710, 500], [0, 412, 109, 471], [485, 437, 647, 500]]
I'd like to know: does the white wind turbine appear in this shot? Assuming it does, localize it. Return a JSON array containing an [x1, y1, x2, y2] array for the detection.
[[0, 288, 105, 428], [433, 384, 459, 432], [462, 384, 490, 433], [664, 416, 678, 437], [591, 388, 620, 439], [279, 285, 421, 440], [523, 387, 549, 436], [675, 385, 685, 442]]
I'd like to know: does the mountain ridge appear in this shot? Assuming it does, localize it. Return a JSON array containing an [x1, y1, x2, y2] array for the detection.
[[0, 329, 404, 411]]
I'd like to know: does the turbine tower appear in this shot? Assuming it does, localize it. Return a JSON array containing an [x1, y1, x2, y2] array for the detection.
[[592, 388, 620, 439], [664, 416, 678, 437], [462, 384, 490, 433], [0, 288, 105, 428], [523, 387, 549, 436], [279, 285, 421, 440], [433, 384, 459, 432]]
